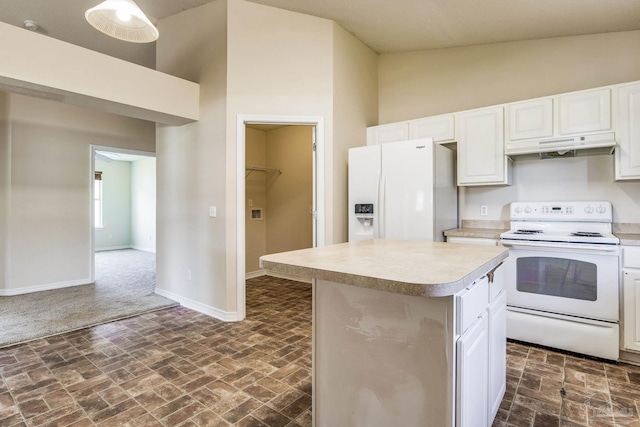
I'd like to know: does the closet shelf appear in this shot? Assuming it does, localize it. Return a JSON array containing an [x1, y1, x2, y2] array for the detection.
[[245, 166, 283, 178]]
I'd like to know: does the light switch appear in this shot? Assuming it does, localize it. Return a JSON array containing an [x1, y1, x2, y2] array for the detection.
[[209, 206, 217, 218]]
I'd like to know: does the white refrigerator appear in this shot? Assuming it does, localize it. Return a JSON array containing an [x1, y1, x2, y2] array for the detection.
[[348, 138, 457, 242]]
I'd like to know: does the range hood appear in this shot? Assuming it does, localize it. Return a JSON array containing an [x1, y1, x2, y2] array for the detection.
[[506, 132, 616, 160]]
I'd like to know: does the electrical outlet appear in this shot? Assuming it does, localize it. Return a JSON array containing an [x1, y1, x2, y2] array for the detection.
[[187, 269, 192, 281], [108, 233, 113, 240], [248, 199, 253, 207], [209, 206, 217, 218], [480, 205, 488, 216]]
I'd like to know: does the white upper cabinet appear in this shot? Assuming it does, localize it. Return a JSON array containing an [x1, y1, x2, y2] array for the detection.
[[506, 89, 612, 152], [507, 98, 553, 141], [409, 114, 455, 143], [558, 88, 611, 135], [457, 106, 511, 186], [366, 122, 409, 145], [616, 83, 640, 180], [367, 115, 456, 145]]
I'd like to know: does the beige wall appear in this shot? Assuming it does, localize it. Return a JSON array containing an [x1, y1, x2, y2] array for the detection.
[[378, 30, 640, 223], [156, 0, 229, 312], [0, 92, 8, 290], [4, 94, 154, 293], [156, 0, 377, 316], [265, 126, 314, 255], [332, 24, 379, 243], [245, 128, 267, 273], [226, 0, 333, 311], [94, 159, 132, 250], [379, 31, 640, 124], [0, 21, 198, 125], [131, 157, 156, 253], [459, 156, 640, 223]]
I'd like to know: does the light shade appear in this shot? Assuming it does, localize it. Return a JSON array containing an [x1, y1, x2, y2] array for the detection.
[[85, 0, 159, 43]]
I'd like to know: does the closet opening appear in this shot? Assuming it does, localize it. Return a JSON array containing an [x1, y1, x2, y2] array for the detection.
[[236, 115, 325, 321]]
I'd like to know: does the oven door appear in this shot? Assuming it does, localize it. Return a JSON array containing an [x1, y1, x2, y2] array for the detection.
[[502, 241, 619, 322]]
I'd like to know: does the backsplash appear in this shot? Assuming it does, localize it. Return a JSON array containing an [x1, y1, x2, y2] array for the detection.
[[460, 154, 640, 223]]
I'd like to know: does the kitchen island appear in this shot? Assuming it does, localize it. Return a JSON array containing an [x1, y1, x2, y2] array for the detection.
[[260, 239, 509, 427]]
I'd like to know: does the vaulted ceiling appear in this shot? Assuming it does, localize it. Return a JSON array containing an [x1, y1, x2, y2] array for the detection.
[[1, 0, 640, 69]]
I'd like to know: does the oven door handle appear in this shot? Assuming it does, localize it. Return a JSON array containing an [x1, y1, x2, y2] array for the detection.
[[501, 240, 620, 254]]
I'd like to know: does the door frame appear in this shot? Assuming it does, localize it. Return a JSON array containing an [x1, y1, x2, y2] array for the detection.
[[236, 114, 325, 320], [89, 145, 156, 283]]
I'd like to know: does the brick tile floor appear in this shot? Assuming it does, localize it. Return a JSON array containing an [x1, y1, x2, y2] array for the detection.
[[1, 276, 640, 426]]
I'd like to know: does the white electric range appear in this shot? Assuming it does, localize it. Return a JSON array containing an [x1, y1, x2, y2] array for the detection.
[[500, 201, 620, 360]]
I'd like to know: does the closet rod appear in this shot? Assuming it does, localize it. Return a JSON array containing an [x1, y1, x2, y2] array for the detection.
[[245, 166, 283, 178]]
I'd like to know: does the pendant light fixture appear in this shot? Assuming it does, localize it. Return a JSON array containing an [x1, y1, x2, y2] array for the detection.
[[85, 0, 159, 43]]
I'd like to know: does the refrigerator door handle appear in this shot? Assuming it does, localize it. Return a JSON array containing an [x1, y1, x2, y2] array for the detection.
[[379, 173, 386, 238]]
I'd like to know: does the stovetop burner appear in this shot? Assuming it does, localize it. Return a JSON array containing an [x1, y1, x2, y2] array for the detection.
[[513, 229, 543, 235], [571, 231, 604, 238]]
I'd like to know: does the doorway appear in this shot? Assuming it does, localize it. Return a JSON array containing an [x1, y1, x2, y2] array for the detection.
[[236, 115, 325, 320], [90, 145, 157, 284], [245, 124, 314, 278]]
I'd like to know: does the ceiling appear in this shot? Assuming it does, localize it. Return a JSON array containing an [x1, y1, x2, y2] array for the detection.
[[1, 0, 640, 69]]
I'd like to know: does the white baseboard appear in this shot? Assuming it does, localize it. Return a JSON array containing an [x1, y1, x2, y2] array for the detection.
[[245, 269, 311, 284], [131, 245, 156, 253], [0, 278, 92, 296], [95, 245, 132, 252], [265, 271, 312, 284], [619, 350, 640, 366], [154, 288, 240, 322], [246, 270, 266, 280]]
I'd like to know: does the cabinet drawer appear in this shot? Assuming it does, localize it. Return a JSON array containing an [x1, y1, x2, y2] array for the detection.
[[457, 276, 489, 335], [447, 237, 499, 246], [623, 247, 640, 268]]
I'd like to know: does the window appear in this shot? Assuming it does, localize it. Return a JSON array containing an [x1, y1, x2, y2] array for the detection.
[[94, 171, 103, 228]]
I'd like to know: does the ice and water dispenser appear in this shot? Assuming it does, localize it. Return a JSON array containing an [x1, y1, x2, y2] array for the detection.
[[353, 203, 374, 240]]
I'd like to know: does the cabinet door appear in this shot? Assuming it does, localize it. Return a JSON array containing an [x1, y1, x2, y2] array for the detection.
[[366, 123, 410, 145], [456, 313, 489, 427], [507, 98, 553, 141], [558, 88, 611, 135], [488, 291, 507, 425], [616, 83, 640, 180], [409, 114, 455, 142], [623, 269, 640, 352], [457, 107, 510, 186]]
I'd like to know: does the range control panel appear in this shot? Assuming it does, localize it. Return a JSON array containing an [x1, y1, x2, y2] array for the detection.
[[510, 201, 612, 222]]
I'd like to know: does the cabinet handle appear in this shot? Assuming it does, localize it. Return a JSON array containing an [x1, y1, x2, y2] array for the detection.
[[486, 262, 504, 284]]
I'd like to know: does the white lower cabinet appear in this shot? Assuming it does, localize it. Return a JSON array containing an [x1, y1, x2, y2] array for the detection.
[[488, 290, 507, 423], [455, 265, 506, 427], [456, 313, 489, 427], [623, 247, 640, 351]]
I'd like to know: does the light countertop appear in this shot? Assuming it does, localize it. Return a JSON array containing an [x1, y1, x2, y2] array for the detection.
[[617, 233, 640, 246], [443, 219, 508, 240], [260, 239, 508, 297]]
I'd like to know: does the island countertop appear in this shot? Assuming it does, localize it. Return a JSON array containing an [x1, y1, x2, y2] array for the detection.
[[259, 239, 508, 297]]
